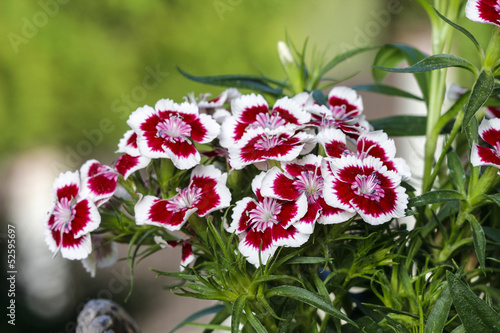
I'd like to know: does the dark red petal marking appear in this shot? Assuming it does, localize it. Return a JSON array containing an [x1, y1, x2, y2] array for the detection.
[[56, 184, 79, 201], [477, 0, 500, 24], [71, 199, 93, 235], [271, 173, 300, 200], [188, 117, 209, 142], [284, 163, 316, 178], [351, 186, 398, 217], [277, 201, 300, 227], [477, 146, 500, 165], [270, 224, 300, 243], [51, 228, 86, 248], [328, 96, 358, 114], [237, 201, 257, 232], [115, 154, 139, 176], [243, 228, 274, 252], [233, 122, 249, 142], [88, 162, 101, 177], [181, 242, 193, 263], [87, 174, 117, 196], [191, 176, 221, 216], [487, 107, 500, 118], [481, 127, 500, 147], [148, 200, 183, 226], [239, 104, 269, 124], [126, 132, 138, 149], [163, 139, 198, 158], [273, 106, 300, 125], [324, 140, 348, 158]]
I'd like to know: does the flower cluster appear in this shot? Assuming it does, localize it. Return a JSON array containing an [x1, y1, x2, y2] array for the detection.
[[44, 86, 410, 270]]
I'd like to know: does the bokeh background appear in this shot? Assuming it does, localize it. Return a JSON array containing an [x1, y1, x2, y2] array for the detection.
[[0, 0, 492, 332]]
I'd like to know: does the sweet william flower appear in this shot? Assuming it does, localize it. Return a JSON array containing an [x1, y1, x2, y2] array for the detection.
[[309, 86, 371, 140], [81, 234, 118, 278], [260, 155, 355, 234], [471, 118, 500, 173], [219, 93, 310, 148], [227, 126, 315, 170], [135, 165, 231, 230], [44, 171, 101, 260], [127, 99, 220, 170], [466, 0, 500, 27], [154, 236, 195, 271], [323, 155, 408, 225], [227, 172, 309, 267], [80, 160, 118, 207]]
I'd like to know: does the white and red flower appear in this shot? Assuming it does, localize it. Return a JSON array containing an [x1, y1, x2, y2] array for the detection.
[[115, 154, 151, 180], [44, 171, 101, 260], [135, 165, 231, 230], [227, 172, 309, 267], [81, 234, 118, 278], [261, 156, 355, 234], [80, 160, 118, 207], [308, 86, 371, 140], [219, 94, 310, 148], [466, 0, 500, 27], [471, 118, 500, 173], [323, 155, 408, 225], [117, 130, 141, 157], [154, 236, 195, 271], [227, 127, 315, 170], [127, 99, 220, 169]]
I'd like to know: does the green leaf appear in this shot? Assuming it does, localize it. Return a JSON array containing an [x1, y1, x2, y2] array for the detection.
[[311, 89, 327, 106], [447, 150, 466, 194], [447, 271, 500, 332], [244, 304, 267, 333], [170, 304, 225, 333], [370, 115, 427, 136], [465, 115, 479, 149], [463, 70, 495, 129], [278, 299, 297, 333], [353, 83, 424, 101], [267, 286, 357, 327], [466, 214, 486, 272], [433, 7, 482, 54], [313, 46, 377, 86], [231, 295, 247, 333], [285, 257, 332, 265], [409, 190, 464, 207], [450, 325, 466, 333], [483, 226, 500, 243], [375, 54, 477, 74], [425, 284, 452, 333], [487, 194, 500, 208], [177, 67, 284, 96]]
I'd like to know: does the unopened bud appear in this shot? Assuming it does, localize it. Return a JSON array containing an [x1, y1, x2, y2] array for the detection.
[[277, 41, 294, 66]]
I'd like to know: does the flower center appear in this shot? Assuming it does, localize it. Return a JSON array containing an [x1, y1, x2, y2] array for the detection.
[[351, 172, 385, 201], [254, 133, 285, 151], [248, 197, 282, 232], [252, 113, 287, 130], [166, 186, 202, 212], [51, 197, 76, 233], [294, 170, 323, 202], [157, 115, 192, 141]]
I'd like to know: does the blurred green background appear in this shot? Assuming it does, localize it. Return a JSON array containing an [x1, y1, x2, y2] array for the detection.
[[0, 0, 493, 332]]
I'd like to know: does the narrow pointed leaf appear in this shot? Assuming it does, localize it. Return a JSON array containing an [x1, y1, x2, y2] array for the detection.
[[466, 214, 486, 272], [316, 46, 377, 79], [170, 304, 225, 333], [177, 67, 284, 96], [375, 54, 477, 74], [433, 7, 482, 54], [487, 194, 500, 208], [409, 190, 464, 207], [353, 83, 424, 101], [244, 304, 267, 333], [370, 115, 427, 136], [463, 70, 495, 129], [447, 150, 466, 194], [447, 271, 500, 332], [267, 285, 357, 327], [278, 299, 297, 333], [483, 226, 500, 243], [231, 295, 247, 333], [424, 284, 452, 333]]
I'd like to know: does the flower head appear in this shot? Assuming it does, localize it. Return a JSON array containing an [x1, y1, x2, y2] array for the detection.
[[44, 171, 101, 260], [127, 99, 220, 169], [135, 165, 231, 230], [80, 160, 118, 207], [227, 172, 309, 267], [471, 118, 500, 173], [323, 155, 408, 225], [260, 155, 355, 234]]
